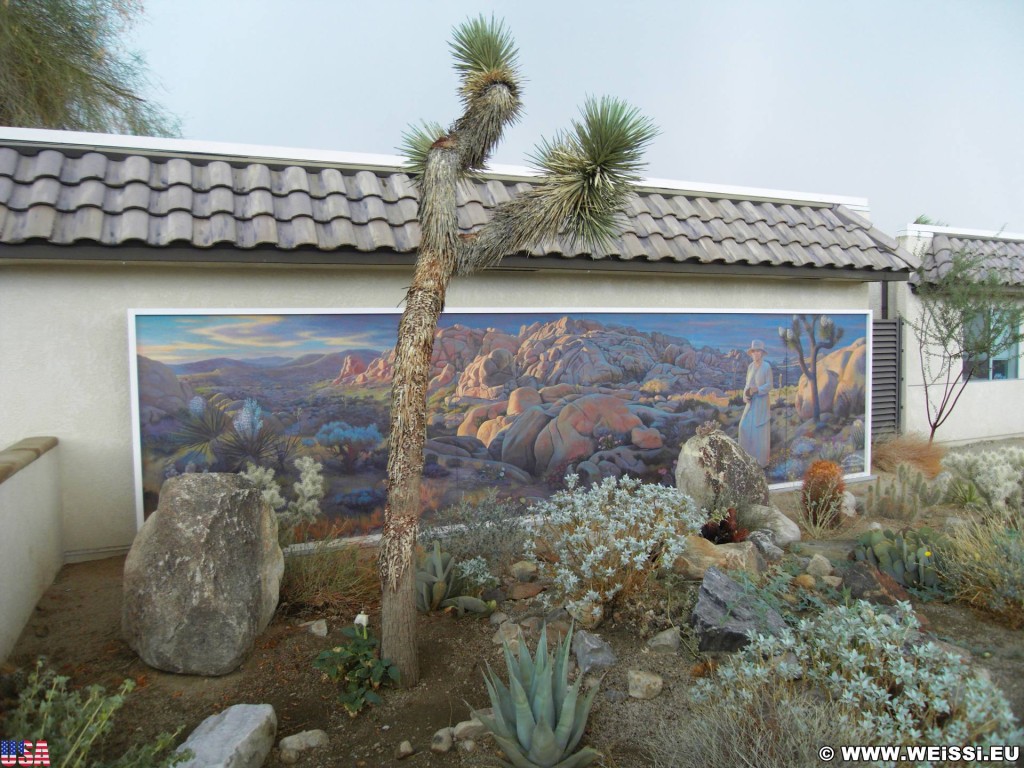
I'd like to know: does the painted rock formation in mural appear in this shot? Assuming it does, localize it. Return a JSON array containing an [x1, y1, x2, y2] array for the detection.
[[794, 337, 867, 421]]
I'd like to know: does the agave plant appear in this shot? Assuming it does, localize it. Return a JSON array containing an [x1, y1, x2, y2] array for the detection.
[[476, 625, 600, 768], [415, 541, 493, 615]]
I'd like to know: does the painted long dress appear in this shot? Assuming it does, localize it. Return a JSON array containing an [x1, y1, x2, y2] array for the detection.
[[738, 359, 772, 467]]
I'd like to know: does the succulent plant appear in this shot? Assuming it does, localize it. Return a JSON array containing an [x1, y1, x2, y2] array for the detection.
[[415, 541, 494, 615], [854, 527, 947, 589], [476, 625, 600, 768], [700, 507, 749, 544], [866, 464, 944, 521], [801, 460, 846, 528]]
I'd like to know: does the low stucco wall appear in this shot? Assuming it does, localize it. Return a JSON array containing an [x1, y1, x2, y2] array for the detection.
[[0, 437, 62, 662], [0, 256, 868, 557]]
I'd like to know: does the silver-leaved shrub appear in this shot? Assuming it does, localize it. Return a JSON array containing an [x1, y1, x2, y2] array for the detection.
[[525, 474, 702, 626], [694, 600, 1022, 752], [943, 446, 1024, 513]]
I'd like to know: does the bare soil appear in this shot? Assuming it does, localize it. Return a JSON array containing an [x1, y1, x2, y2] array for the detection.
[[3, 485, 1023, 767]]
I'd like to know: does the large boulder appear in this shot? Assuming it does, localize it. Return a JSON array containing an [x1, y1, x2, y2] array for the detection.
[[122, 473, 284, 675], [795, 338, 867, 421], [675, 424, 769, 509]]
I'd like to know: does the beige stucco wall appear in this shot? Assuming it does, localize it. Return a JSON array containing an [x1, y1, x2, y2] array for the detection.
[[0, 441, 62, 661], [0, 255, 868, 558]]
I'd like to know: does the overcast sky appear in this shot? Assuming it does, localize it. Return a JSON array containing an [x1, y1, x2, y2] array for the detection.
[[131, 1, 1023, 237]]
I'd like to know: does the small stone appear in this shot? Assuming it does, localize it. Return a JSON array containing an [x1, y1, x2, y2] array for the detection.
[[821, 575, 843, 589], [431, 727, 453, 753], [793, 574, 816, 589], [545, 620, 571, 645], [459, 739, 476, 753], [511, 560, 539, 582], [492, 621, 520, 645], [488, 611, 508, 626], [175, 704, 277, 768], [627, 669, 664, 700], [748, 530, 784, 562], [572, 630, 617, 675], [806, 554, 833, 578], [279, 729, 329, 752], [519, 616, 544, 635], [646, 628, 681, 655], [750, 504, 801, 546], [395, 740, 414, 760], [868, 521, 883, 531], [841, 491, 858, 517], [308, 619, 328, 637], [454, 715, 489, 741], [279, 748, 298, 764], [509, 582, 546, 600]]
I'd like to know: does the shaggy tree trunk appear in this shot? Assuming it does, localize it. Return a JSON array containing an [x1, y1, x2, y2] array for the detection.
[[379, 143, 458, 687]]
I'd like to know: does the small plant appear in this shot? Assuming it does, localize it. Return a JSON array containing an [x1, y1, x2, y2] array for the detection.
[[419, 488, 529, 573], [415, 542, 493, 616], [871, 432, 946, 478], [693, 601, 1022, 750], [938, 507, 1024, 626], [313, 615, 399, 717], [526, 474, 702, 626], [280, 541, 378, 614], [853, 527, 947, 590], [315, 420, 383, 470], [241, 456, 326, 546], [699, 508, 748, 544], [942, 446, 1024, 514], [865, 464, 945, 521], [0, 660, 189, 767], [456, 555, 500, 594], [477, 625, 600, 768], [798, 460, 845, 535]]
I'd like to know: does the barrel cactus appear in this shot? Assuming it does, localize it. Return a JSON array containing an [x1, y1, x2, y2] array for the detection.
[[854, 527, 946, 589], [476, 625, 600, 768]]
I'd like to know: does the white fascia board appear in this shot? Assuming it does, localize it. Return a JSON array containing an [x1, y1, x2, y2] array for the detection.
[[0, 126, 870, 212], [899, 223, 1024, 242]]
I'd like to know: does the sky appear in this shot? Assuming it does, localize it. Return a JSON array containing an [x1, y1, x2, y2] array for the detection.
[[129, 1, 1024, 239], [134, 311, 867, 365]]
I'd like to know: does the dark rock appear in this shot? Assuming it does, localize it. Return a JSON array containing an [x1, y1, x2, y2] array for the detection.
[[690, 567, 786, 653], [122, 473, 283, 675], [572, 630, 617, 675], [839, 561, 910, 605]]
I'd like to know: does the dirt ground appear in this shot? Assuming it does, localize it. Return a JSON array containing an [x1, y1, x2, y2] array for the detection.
[[3, 478, 1024, 767]]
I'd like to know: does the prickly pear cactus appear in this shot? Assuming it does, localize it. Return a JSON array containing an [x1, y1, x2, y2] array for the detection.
[[854, 527, 946, 589]]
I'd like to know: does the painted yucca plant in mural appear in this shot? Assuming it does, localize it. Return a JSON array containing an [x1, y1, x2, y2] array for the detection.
[[476, 625, 600, 768], [380, 13, 657, 686]]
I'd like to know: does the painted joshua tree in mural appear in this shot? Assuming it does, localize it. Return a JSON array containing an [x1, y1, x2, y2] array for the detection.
[[779, 314, 844, 424]]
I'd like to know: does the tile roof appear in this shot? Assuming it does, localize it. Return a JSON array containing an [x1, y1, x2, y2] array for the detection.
[[915, 232, 1024, 287], [0, 136, 913, 277]]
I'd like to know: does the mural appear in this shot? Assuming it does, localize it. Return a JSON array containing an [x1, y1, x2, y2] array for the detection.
[[130, 310, 871, 534]]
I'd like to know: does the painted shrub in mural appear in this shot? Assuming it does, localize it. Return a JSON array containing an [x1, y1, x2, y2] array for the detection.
[[132, 311, 869, 536]]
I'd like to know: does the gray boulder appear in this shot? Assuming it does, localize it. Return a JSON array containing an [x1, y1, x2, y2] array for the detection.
[[690, 567, 786, 652], [675, 425, 769, 509], [123, 473, 284, 675], [176, 703, 277, 768]]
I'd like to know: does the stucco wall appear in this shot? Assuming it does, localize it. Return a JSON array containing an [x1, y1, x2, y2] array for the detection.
[[0, 438, 62, 662], [0, 256, 868, 558]]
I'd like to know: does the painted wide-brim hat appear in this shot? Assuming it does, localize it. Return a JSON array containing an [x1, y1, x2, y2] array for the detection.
[[748, 340, 766, 352]]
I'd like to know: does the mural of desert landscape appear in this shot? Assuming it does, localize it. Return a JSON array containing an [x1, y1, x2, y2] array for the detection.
[[131, 310, 870, 537]]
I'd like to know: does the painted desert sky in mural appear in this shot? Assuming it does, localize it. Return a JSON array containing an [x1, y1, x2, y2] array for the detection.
[[133, 310, 869, 533]]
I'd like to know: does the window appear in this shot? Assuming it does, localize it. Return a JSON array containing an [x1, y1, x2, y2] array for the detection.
[[963, 313, 1021, 380]]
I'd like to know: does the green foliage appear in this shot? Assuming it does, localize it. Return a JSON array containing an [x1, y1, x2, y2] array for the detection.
[[694, 601, 1022, 749], [241, 456, 325, 546], [415, 541, 494, 615], [853, 527, 947, 590], [477, 625, 600, 768], [419, 488, 530, 573], [908, 247, 1024, 441], [0, 0, 179, 135], [865, 464, 945, 521], [313, 623, 399, 718], [0, 660, 189, 768], [942, 446, 1024, 514], [939, 507, 1024, 626]]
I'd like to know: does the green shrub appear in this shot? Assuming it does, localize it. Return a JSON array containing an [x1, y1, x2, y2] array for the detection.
[[419, 488, 529, 573], [692, 601, 1022, 749], [943, 446, 1024, 513], [939, 508, 1024, 627], [313, 618, 399, 717], [0, 660, 189, 768], [241, 456, 325, 545], [280, 540, 378, 614], [526, 475, 702, 627]]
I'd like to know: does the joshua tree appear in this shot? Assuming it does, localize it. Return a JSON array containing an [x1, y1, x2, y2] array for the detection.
[[778, 314, 843, 423], [379, 16, 656, 686]]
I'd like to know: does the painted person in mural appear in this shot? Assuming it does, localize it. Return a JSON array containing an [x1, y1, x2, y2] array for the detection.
[[739, 339, 772, 467]]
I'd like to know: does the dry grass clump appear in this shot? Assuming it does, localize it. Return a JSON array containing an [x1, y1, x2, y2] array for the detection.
[[938, 508, 1024, 628], [280, 541, 379, 616], [872, 432, 946, 478]]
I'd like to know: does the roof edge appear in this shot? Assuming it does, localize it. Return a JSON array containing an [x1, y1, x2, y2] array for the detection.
[[899, 223, 1024, 242], [0, 126, 870, 212]]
